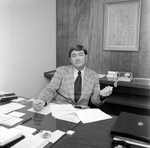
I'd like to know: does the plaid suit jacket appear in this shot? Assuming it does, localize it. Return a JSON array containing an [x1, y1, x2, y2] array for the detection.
[[38, 65, 103, 107]]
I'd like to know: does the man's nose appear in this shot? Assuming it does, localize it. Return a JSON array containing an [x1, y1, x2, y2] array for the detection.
[[76, 55, 80, 60]]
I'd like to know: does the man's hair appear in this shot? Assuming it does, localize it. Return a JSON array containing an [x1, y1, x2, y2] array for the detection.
[[69, 45, 88, 57]]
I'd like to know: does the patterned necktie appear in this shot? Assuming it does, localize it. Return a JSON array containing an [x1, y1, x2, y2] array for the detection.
[[74, 71, 82, 103]]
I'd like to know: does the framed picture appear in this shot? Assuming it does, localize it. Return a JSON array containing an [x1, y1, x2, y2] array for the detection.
[[103, 0, 141, 51]]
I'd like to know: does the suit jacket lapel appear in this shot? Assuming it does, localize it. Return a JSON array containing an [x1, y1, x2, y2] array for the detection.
[[81, 67, 91, 99], [66, 66, 75, 101]]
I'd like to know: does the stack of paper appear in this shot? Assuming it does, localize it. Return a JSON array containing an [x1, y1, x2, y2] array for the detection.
[[11, 134, 48, 148], [0, 102, 25, 114], [28, 103, 112, 124], [14, 125, 36, 137], [50, 103, 80, 123], [1, 117, 23, 127], [50, 103, 112, 124], [0, 113, 23, 127], [50, 103, 76, 117], [0, 126, 23, 146], [76, 109, 112, 123]]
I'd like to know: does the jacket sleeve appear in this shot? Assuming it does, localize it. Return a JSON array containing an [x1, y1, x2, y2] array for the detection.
[[37, 67, 63, 105], [90, 75, 104, 107]]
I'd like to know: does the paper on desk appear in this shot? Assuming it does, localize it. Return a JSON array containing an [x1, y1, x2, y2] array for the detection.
[[2, 116, 23, 127], [0, 102, 25, 114], [0, 113, 23, 127], [0, 113, 12, 123], [7, 111, 25, 117], [11, 134, 48, 148], [50, 103, 76, 117], [55, 112, 80, 123], [15, 125, 36, 136], [28, 103, 51, 115], [76, 109, 112, 123]]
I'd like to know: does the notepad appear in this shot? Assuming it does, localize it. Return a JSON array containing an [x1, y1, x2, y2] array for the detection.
[[0, 126, 23, 146]]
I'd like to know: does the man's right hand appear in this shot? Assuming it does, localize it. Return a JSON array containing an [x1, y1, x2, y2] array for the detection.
[[32, 99, 46, 111]]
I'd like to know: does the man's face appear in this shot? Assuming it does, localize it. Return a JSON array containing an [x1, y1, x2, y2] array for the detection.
[[70, 50, 87, 70]]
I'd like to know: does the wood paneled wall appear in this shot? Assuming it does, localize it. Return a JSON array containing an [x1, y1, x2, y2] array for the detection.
[[56, 0, 150, 78]]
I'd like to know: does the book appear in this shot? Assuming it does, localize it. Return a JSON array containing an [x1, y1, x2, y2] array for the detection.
[[118, 72, 132, 82], [0, 126, 23, 146]]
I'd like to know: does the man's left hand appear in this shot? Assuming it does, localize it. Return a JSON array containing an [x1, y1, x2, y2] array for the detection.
[[100, 86, 113, 97]]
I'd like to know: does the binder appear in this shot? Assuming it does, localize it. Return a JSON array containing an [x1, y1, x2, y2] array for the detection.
[[111, 112, 150, 143]]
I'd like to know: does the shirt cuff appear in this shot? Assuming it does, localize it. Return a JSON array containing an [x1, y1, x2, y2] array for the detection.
[[100, 96, 107, 102]]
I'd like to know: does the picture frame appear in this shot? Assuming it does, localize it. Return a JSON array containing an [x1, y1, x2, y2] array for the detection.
[[103, 0, 141, 51]]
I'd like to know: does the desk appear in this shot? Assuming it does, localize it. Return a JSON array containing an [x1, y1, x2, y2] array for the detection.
[[51, 117, 117, 148], [0, 100, 145, 148]]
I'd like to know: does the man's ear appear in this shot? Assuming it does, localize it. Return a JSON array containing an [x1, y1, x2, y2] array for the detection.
[[85, 55, 88, 60]]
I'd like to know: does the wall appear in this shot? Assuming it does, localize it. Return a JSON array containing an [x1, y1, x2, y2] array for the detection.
[[56, 0, 150, 78], [0, 0, 56, 98]]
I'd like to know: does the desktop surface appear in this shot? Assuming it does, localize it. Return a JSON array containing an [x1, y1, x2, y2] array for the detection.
[[16, 101, 77, 131], [0, 100, 145, 148]]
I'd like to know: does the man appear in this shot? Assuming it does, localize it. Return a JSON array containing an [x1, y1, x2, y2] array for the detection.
[[33, 45, 113, 111]]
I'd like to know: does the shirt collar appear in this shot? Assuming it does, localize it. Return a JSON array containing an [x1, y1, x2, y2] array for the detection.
[[74, 67, 85, 75]]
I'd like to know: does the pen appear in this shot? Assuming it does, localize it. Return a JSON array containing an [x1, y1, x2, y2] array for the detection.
[[21, 117, 32, 125]]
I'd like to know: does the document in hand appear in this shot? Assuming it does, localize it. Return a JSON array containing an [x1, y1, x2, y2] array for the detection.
[[0, 126, 23, 146]]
